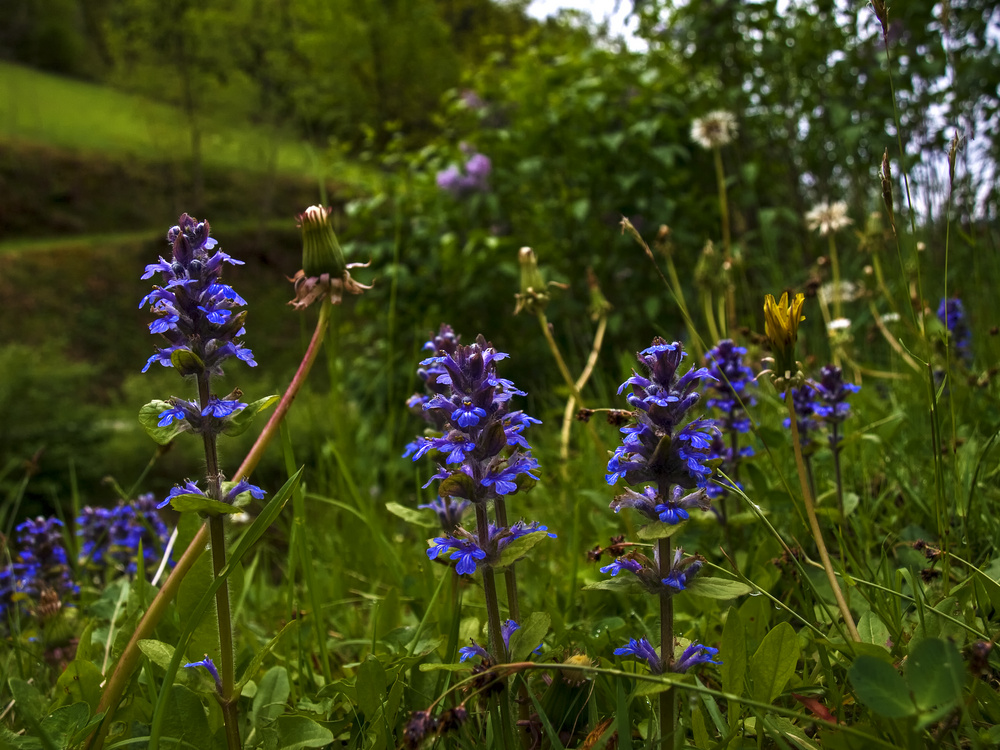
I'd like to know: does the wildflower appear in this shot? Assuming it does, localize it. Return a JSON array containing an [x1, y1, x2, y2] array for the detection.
[[140, 214, 255, 377], [818, 281, 858, 306], [763, 292, 806, 379], [938, 297, 972, 362], [672, 642, 722, 673], [413, 335, 541, 506], [77, 494, 172, 575], [184, 656, 223, 693], [2, 517, 77, 619], [805, 201, 853, 236], [436, 150, 492, 196], [782, 383, 820, 447], [418, 497, 470, 532], [690, 111, 738, 149], [614, 637, 662, 674], [827, 318, 851, 334], [606, 339, 718, 491], [609, 485, 711, 524], [157, 478, 264, 510], [427, 521, 555, 576], [289, 205, 371, 310], [704, 339, 755, 433], [812, 365, 859, 448], [599, 548, 703, 597]]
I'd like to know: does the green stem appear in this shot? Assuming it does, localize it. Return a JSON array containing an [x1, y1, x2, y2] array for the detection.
[[536, 310, 584, 407], [702, 292, 721, 345], [88, 301, 332, 750], [786, 391, 860, 642], [197, 372, 239, 750], [827, 233, 842, 320], [658, 537, 675, 750], [714, 145, 735, 332]]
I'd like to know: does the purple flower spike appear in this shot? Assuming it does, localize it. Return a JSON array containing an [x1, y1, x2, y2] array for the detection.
[[141, 214, 254, 378]]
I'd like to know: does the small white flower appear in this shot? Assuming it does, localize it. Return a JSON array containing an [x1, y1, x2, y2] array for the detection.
[[819, 280, 858, 306], [880, 312, 901, 324], [691, 111, 738, 149], [805, 200, 853, 236], [230, 512, 252, 525], [828, 317, 851, 333]]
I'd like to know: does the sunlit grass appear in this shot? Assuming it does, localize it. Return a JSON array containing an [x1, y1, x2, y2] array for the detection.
[[0, 61, 381, 192]]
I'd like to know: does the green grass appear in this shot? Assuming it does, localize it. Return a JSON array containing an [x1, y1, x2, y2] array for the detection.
[[0, 61, 380, 191]]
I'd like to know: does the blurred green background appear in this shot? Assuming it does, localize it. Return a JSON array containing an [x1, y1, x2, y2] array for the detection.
[[2, 0, 998, 518]]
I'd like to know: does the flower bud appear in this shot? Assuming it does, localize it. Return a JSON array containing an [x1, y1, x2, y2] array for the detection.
[[299, 205, 347, 278], [514, 247, 549, 315]]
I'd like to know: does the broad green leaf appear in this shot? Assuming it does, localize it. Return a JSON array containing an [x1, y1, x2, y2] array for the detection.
[[40, 702, 90, 747], [170, 348, 205, 375], [138, 399, 187, 444], [253, 666, 290, 728], [169, 493, 242, 515], [356, 655, 387, 718], [856, 611, 891, 651], [52, 659, 104, 714], [636, 520, 688, 540], [274, 715, 335, 748], [848, 655, 916, 718], [721, 606, 747, 702], [223, 394, 279, 437], [509, 612, 550, 662], [162, 684, 211, 742], [138, 639, 215, 694], [8, 679, 45, 721], [438, 471, 476, 499], [384, 502, 435, 527], [236, 620, 300, 690], [686, 577, 753, 600], [496, 529, 552, 568], [906, 637, 965, 711], [765, 716, 821, 750], [750, 622, 799, 704], [418, 662, 470, 672]]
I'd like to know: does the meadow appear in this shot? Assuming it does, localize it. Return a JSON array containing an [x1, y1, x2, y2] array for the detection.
[[2, 1, 1000, 748]]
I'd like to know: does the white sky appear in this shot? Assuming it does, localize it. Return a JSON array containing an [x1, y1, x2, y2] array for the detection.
[[527, 0, 640, 42]]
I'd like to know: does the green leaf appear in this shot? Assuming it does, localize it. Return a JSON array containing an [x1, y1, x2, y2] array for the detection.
[[236, 620, 301, 691], [138, 400, 187, 445], [636, 520, 688, 540], [274, 715, 335, 748], [8, 678, 45, 722], [170, 348, 205, 376], [52, 658, 104, 714], [40, 703, 91, 747], [168, 492, 242, 515], [750, 622, 799, 704], [906, 637, 965, 711], [253, 666, 290, 728], [438, 471, 476, 499], [223, 394, 279, 437], [162, 684, 211, 741], [496, 529, 552, 568], [848, 655, 916, 718], [356, 654, 387, 718], [384, 502, 435, 527], [139, 639, 215, 694], [856, 611, 891, 651], [582, 575, 642, 593], [633, 672, 684, 697], [418, 662, 470, 673], [509, 612, 549, 662], [721, 606, 747, 703], [686, 577, 754, 600]]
